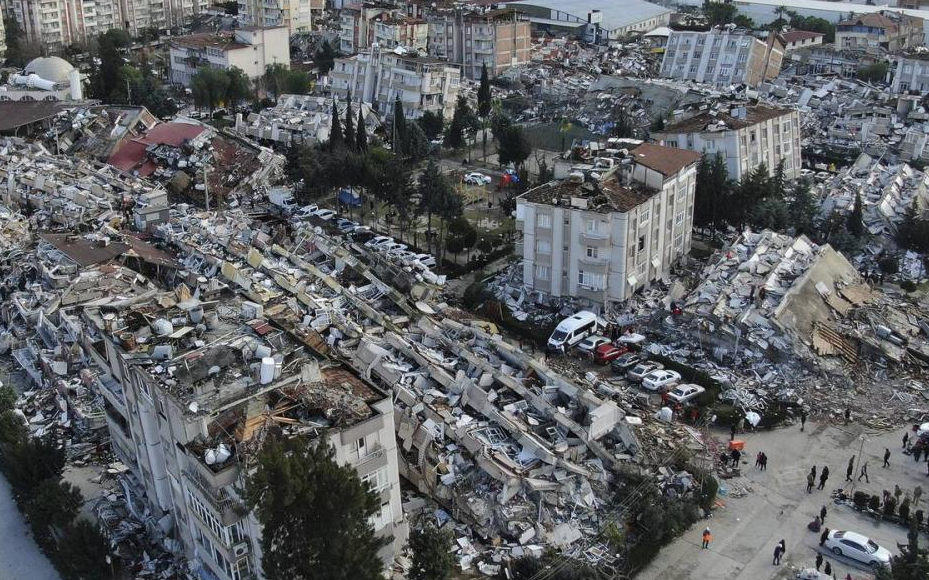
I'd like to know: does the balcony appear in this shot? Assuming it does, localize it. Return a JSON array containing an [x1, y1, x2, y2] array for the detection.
[[580, 229, 610, 242], [184, 466, 246, 526]]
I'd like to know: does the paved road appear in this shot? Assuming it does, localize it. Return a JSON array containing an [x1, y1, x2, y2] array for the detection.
[[639, 421, 927, 580], [0, 474, 62, 580]]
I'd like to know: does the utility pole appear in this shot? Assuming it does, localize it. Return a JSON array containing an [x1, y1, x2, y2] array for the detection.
[[851, 434, 866, 493]]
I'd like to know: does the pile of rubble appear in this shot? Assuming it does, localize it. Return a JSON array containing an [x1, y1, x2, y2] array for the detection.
[[234, 94, 381, 146]]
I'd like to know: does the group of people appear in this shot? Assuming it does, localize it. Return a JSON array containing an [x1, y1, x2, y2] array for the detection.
[[805, 465, 831, 493], [901, 429, 929, 476], [754, 451, 768, 470]]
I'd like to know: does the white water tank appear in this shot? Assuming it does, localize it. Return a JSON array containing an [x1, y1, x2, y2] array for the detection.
[[260, 357, 275, 385], [214, 443, 231, 464], [152, 319, 174, 336]]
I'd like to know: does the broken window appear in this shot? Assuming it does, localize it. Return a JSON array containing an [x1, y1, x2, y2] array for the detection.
[[638, 235, 646, 252]]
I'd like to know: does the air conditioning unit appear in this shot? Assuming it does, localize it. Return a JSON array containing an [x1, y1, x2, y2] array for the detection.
[[232, 542, 249, 558]]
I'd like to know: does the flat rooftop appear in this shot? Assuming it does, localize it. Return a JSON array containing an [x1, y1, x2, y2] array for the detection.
[[521, 176, 657, 214], [661, 104, 795, 134]]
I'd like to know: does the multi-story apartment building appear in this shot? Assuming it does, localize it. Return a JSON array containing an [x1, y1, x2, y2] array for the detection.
[[4, 0, 203, 51], [892, 51, 929, 93], [330, 46, 460, 120], [373, 16, 428, 51], [238, 0, 323, 34], [836, 11, 923, 52], [653, 104, 802, 181], [427, 9, 531, 79], [660, 29, 784, 88], [0, 16, 6, 60], [79, 289, 407, 580], [338, 2, 391, 54], [169, 26, 290, 86], [516, 144, 700, 308]]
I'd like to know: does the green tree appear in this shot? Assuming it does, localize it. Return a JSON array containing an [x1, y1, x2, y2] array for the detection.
[[877, 522, 929, 580], [788, 179, 819, 235], [245, 436, 387, 580], [24, 479, 83, 546], [4, 17, 41, 67], [0, 435, 65, 499], [445, 216, 478, 257], [490, 108, 512, 142], [848, 190, 865, 237], [53, 519, 112, 580], [749, 197, 790, 231], [329, 99, 343, 150], [445, 96, 478, 150], [314, 40, 337, 76], [356, 108, 368, 152], [403, 122, 429, 163], [392, 96, 408, 156], [858, 62, 888, 83], [93, 28, 132, 100], [344, 96, 355, 151], [190, 67, 231, 113], [497, 125, 532, 169], [408, 524, 454, 580], [418, 159, 454, 253], [226, 66, 252, 107], [477, 63, 492, 160], [0, 385, 17, 412], [417, 111, 444, 141]]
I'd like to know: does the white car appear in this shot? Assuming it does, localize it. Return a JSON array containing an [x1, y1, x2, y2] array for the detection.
[[414, 255, 437, 269], [576, 335, 611, 356], [665, 383, 706, 404], [314, 209, 337, 220], [292, 205, 318, 219], [627, 361, 664, 382], [824, 531, 891, 569], [641, 370, 682, 392], [365, 236, 394, 249], [464, 172, 492, 185], [378, 242, 408, 254]]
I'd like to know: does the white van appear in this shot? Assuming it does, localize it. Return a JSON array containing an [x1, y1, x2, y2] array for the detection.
[[547, 311, 605, 352]]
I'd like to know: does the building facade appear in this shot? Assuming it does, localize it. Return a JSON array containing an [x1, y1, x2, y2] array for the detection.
[[237, 0, 323, 34], [338, 2, 391, 54], [653, 104, 802, 180], [373, 16, 429, 51], [777, 30, 824, 51], [169, 26, 290, 86], [892, 52, 929, 93], [836, 11, 924, 52], [516, 144, 700, 308], [80, 293, 406, 580], [330, 47, 460, 120], [660, 29, 784, 88], [427, 10, 531, 79]]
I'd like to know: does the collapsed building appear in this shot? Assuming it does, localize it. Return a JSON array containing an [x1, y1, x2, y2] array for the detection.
[[233, 94, 381, 146]]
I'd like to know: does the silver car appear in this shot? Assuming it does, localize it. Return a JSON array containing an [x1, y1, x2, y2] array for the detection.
[[627, 361, 664, 383]]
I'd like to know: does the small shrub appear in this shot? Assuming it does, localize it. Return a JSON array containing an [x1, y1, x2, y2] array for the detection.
[[853, 491, 869, 508], [902, 280, 918, 292]]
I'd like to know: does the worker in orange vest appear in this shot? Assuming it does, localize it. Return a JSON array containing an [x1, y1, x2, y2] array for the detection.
[[702, 527, 712, 549]]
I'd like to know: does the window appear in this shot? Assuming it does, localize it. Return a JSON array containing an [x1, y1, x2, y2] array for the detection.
[[535, 239, 551, 255], [535, 265, 551, 280], [674, 232, 685, 249], [639, 208, 650, 223], [586, 246, 599, 259], [536, 213, 551, 228], [675, 211, 685, 226], [352, 437, 367, 456], [578, 271, 605, 290], [585, 219, 600, 233], [638, 235, 646, 252], [361, 467, 390, 492], [689, 65, 698, 74]]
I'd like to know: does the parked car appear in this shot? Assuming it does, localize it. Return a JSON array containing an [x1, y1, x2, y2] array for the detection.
[[336, 220, 359, 233], [611, 352, 644, 373], [593, 344, 628, 365], [292, 205, 318, 219], [576, 335, 611, 356], [627, 361, 664, 382], [314, 209, 337, 220], [665, 384, 706, 404], [641, 369, 682, 391], [378, 242, 408, 254], [412, 254, 437, 269], [365, 236, 393, 249], [464, 172, 492, 185], [824, 531, 891, 569]]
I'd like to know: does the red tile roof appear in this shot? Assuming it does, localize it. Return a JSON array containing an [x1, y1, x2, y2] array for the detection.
[[778, 30, 824, 44], [108, 122, 207, 176], [631, 143, 701, 177]]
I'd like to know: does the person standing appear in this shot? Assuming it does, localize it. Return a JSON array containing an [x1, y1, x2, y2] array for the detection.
[[846, 456, 855, 482], [844, 408, 851, 424], [914, 485, 923, 506], [815, 552, 823, 571], [773, 541, 785, 565], [903, 431, 910, 449], [858, 462, 869, 483], [820, 505, 828, 523], [801, 409, 808, 431], [811, 465, 817, 480], [820, 527, 830, 546], [760, 453, 768, 471], [702, 527, 712, 549], [915, 442, 924, 462], [730, 423, 737, 441], [807, 472, 815, 493], [824, 561, 832, 576], [818, 466, 830, 490], [756, 451, 763, 468], [884, 448, 891, 468]]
